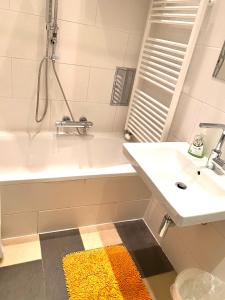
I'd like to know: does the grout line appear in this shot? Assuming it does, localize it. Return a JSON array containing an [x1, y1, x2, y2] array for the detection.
[[182, 90, 225, 114], [39, 218, 143, 236], [94, 0, 98, 26], [85, 67, 91, 102], [0, 7, 135, 35]]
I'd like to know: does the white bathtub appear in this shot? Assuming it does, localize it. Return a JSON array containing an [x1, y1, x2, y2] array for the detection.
[[0, 131, 135, 184], [0, 131, 150, 239]]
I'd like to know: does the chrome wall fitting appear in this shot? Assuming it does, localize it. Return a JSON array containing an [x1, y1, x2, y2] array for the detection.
[[56, 116, 93, 135], [159, 215, 175, 238]]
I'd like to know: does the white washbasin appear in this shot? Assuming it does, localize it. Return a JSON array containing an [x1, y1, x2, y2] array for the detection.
[[123, 142, 225, 226]]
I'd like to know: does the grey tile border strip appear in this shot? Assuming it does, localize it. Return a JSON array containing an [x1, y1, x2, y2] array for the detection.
[[0, 260, 46, 300], [40, 229, 84, 300]]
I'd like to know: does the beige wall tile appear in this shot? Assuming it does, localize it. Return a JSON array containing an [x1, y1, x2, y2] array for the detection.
[[123, 33, 143, 68], [0, 0, 9, 9], [10, 0, 45, 16], [183, 46, 225, 112], [38, 203, 117, 233], [12, 58, 42, 100], [50, 62, 90, 101], [0, 57, 12, 98], [87, 67, 115, 103], [1, 180, 86, 213], [0, 10, 45, 59], [170, 93, 202, 142], [2, 212, 38, 238], [58, 0, 97, 25], [0, 99, 49, 132], [197, 0, 225, 48], [116, 199, 150, 221], [96, 0, 149, 33], [113, 107, 128, 132], [88, 26, 129, 69], [85, 176, 151, 204]]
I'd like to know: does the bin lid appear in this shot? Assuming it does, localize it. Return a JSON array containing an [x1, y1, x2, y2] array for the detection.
[[174, 268, 225, 300]]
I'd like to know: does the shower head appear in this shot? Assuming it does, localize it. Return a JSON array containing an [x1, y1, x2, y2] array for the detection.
[[46, 0, 53, 24]]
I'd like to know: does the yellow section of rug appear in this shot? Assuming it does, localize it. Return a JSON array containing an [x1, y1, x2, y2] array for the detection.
[[63, 245, 152, 300]]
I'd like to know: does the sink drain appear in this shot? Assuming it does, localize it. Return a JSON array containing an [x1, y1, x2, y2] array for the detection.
[[175, 182, 187, 190]]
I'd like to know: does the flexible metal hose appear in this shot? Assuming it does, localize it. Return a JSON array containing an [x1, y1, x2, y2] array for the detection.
[[52, 61, 83, 135], [35, 18, 50, 123], [35, 57, 49, 123], [52, 61, 75, 122]]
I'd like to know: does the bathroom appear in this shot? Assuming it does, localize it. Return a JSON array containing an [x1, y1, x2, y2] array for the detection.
[[0, 0, 225, 299]]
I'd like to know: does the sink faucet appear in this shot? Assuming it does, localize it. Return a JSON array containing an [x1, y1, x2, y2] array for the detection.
[[199, 123, 225, 174]]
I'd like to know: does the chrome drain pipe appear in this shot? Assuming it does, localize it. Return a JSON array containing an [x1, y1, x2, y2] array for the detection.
[[159, 215, 175, 238]]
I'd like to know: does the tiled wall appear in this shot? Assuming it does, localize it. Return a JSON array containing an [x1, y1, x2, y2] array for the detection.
[[0, 0, 149, 132], [145, 0, 225, 281], [2, 175, 151, 238]]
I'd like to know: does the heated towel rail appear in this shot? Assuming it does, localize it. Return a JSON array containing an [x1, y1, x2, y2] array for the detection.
[[125, 0, 211, 142]]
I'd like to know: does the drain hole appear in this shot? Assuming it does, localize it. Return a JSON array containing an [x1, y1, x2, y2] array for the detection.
[[175, 182, 187, 190]]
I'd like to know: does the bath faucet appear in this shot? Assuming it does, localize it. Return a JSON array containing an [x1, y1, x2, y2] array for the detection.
[[199, 123, 225, 174], [56, 116, 93, 135]]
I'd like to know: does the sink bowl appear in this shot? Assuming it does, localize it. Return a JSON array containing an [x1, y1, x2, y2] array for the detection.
[[123, 142, 225, 226]]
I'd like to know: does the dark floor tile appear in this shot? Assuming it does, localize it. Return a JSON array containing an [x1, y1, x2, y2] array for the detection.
[[40, 229, 84, 300], [115, 219, 158, 250], [0, 260, 46, 300], [115, 219, 174, 277]]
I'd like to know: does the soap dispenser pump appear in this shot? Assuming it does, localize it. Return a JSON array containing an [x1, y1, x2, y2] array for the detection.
[[188, 134, 204, 158]]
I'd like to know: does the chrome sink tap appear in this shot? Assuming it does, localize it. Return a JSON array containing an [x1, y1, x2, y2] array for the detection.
[[199, 123, 225, 174]]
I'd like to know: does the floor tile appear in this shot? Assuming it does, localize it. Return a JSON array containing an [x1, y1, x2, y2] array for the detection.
[[97, 223, 122, 246], [0, 235, 41, 268], [0, 260, 46, 300], [115, 220, 174, 277], [144, 271, 177, 300], [40, 229, 84, 300], [80, 226, 103, 250]]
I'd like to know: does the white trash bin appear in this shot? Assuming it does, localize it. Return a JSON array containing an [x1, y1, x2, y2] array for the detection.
[[171, 268, 225, 300]]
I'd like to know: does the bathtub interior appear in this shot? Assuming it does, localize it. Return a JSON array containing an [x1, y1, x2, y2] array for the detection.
[[0, 131, 135, 183]]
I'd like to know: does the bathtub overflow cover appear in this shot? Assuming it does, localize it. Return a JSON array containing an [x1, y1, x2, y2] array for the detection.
[[175, 182, 187, 190]]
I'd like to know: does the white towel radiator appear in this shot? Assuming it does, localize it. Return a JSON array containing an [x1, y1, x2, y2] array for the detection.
[[125, 0, 212, 142]]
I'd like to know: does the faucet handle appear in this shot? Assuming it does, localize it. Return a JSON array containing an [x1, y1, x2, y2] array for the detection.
[[199, 123, 225, 131]]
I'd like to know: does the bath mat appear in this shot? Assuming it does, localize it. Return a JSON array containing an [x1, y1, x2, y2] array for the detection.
[[63, 245, 152, 300]]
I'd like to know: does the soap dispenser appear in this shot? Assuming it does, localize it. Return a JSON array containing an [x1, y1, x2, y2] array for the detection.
[[188, 134, 204, 158]]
